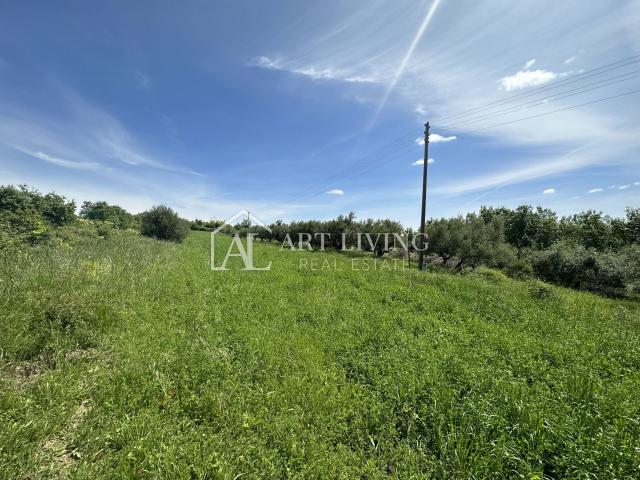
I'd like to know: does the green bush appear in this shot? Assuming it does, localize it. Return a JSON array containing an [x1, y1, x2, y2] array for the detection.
[[527, 279, 554, 300], [0, 185, 77, 248], [503, 258, 533, 279], [80, 201, 136, 229], [140, 205, 189, 243], [472, 267, 509, 283], [532, 244, 631, 297]]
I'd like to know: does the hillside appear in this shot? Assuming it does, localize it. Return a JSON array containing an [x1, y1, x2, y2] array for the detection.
[[1, 231, 639, 478]]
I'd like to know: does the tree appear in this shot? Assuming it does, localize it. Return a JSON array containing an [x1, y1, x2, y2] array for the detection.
[[40, 193, 76, 226], [558, 210, 612, 251], [456, 215, 508, 269], [481, 205, 558, 250], [427, 217, 464, 264], [80, 201, 134, 229], [140, 205, 189, 242], [623, 207, 640, 245]]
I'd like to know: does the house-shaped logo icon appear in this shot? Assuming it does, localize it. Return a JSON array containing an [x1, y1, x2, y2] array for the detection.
[[211, 210, 272, 271]]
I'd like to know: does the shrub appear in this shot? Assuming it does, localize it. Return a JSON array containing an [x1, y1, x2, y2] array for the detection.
[[532, 244, 629, 297], [140, 205, 189, 243], [527, 280, 554, 300], [503, 258, 533, 279], [80, 200, 136, 229], [473, 267, 509, 283], [0, 185, 77, 248]]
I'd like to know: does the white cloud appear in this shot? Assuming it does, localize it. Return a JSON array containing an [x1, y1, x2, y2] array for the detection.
[[564, 56, 577, 64], [10, 146, 102, 171], [523, 59, 536, 69], [618, 185, 630, 190], [0, 89, 201, 177], [326, 189, 344, 195], [499, 69, 558, 91], [249, 56, 380, 83], [415, 133, 457, 145], [431, 133, 457, 143], [253, 56, 280, 70], [414, 104, 427, 116], [634, 182, 640, 186], [543, 188, 556, 194], [588, 188, 603, 193], [412, 158, 434, 165]]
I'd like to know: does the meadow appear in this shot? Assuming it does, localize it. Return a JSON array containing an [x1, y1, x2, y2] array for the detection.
[[1, 231, 639, 479]]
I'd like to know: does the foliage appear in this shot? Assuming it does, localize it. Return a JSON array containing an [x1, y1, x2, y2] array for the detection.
[[230, 212, 404, 255], [189, 218, 224, 231], [140, 205, 190, 243], [0, 185, 76, 248], [481, 205, 558, 250], [527, 279, 554, 300], [80, 201, 137, 230], [427, 214, 514, 269], [1, 184, 638, 297], [531, 243, 633, 297]]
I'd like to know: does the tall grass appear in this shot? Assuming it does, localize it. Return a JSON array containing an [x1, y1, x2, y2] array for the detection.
[[1, 231, 639, 478]]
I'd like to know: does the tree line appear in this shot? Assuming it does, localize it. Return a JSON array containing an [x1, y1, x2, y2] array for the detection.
[[1, 184, 638, 297], [0, 185, 188, 247]]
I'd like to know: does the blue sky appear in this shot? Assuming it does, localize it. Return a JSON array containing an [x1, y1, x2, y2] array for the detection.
[[1, 0, 639, 226]]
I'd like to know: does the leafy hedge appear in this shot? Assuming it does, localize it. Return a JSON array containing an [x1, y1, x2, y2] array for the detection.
[[532, 243, 639, 298]]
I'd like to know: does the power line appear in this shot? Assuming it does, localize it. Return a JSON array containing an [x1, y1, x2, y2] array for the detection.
[[301, 89, 640, 204], [433, 54, 640, 124], [440, 69, 640, 129], [261, 55, 640, 217], [357, 55, 640, 149], [463, 89, 640, 134]]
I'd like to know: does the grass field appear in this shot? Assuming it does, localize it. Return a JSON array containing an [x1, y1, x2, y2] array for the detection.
[[1, 231, 640, 479]]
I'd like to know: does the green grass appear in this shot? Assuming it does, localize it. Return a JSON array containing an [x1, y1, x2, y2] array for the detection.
[[1, 231, 639, 479]]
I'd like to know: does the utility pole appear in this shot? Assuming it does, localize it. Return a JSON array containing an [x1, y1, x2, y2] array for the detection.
[[418, 122, 430, 270]]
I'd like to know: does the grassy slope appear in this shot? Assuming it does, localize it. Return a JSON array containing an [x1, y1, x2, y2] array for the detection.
[[1, 231, 639, 479]]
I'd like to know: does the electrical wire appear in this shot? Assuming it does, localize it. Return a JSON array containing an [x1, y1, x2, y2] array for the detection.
[[439, 70, 640, 129], [433, 54, 640, 124]]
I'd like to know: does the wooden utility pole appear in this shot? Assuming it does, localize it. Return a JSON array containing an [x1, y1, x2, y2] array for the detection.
[[418, 122, 430, 270]]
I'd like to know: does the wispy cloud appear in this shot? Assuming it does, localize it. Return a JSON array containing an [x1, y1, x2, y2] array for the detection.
[[414, 104, 427, 116], [564, 55, 577, 64], [523, 59, 536, 69], [9, 145, 102, 171], [434, 147, 594, 195], [326, 189, 344, 195], [1, 89, 201, 177], [371, 0, 443, 122], [543, 188, 555, 194], [618, 184, 630, 190], [499, 69, 558, 91], [249, 56, 380, 83], [588, 188, 603, 193]]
